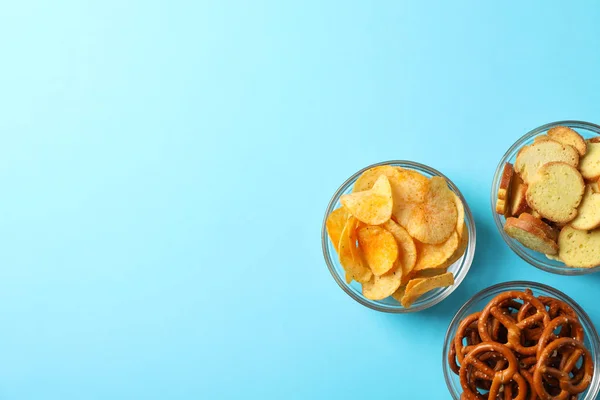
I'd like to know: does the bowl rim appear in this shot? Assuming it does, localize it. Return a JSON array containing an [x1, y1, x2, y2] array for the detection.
[[442, 280, 600, 399], [490, 120, 600, 275], [321, 160, 477, 313]]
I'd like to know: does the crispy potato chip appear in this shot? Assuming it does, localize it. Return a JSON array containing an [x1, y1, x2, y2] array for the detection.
[[341, 175, 393, 225], [410, 268, 448, 279], [382, 220, 417, 283], [353, 165, 400, 192], [436, 229, 468, 270], [391, 285, 406, 303], [326, 207, 348, 252], [392, 169, 430, 227], [394, 168, 430, 203], [413, 231, 459, 271], [453, 193, 465, 239], [401, 272, 455, 308], [338, 217, 372, 283], [405, 176, 457, 244], [362, 262, 403, 300], [357, 225, 398, 276]]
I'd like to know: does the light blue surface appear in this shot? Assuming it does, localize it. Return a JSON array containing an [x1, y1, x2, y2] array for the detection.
[[2, 1, 600, 399]]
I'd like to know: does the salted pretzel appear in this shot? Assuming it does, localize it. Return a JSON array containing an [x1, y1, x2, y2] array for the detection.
[[459, 342, 527, 400], [478, 291, 550, 356], [534, 338, 593, 400]]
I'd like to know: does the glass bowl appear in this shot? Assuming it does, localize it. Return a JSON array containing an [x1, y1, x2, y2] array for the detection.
[[321, 160, 476, 313], [491, 120, 600, 275], [443, 281, 600, 399]]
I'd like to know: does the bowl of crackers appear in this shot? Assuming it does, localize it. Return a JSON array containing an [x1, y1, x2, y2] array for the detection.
[[443, 281, 600, 399], [492, 121, 600, 275], [322, 160, 476, 313]]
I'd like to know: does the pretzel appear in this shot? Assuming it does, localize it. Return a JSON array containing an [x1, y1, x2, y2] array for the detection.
[[454, 312, 482, 365], [536, 315, 584, 360], [459, 342, 527, 400], [478, 291, 550, 356], [534, 338, 593, 399]]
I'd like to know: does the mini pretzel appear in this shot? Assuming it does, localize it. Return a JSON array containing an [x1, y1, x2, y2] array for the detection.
[[454, 312, 482, 364], [534, 338, 593, 399], [460, 342, 527, 400], [536, 315, 584, 360], [478, 291, 550, 356]]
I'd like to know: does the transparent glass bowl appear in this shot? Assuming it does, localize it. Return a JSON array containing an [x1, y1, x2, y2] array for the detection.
[[491, 120, 600, 275], [321, 160, 476, 313], [443, 281, 600, 399]]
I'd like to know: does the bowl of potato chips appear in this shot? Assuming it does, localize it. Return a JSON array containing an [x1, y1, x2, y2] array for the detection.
[[322, 161, 476, 313]]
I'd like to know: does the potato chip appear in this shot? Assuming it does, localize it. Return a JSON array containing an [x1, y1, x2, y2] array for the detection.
[[401, 272, 455, 308], [413, 231, 459, 271], [362, 262, 403, 300], [436, 229, 468, 270], [326, 207, 348, 252], [357, 225, 398, 276], [391, 285, 406, 303], [394, 168, 430, 203], [405, 176, 457, 244], [453, 193, 465, 239], [338, 217, 372, 283], [382, 220, 417, 282], [353, 165, 400, 192], [392, 169, 430, 227], [341, 175, 393, 225]]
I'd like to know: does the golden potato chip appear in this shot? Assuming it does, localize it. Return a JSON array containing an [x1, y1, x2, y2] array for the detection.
[[341, 175, 393, 225], [401, 272, 454, 308], [394, 168, 430, 203], [453, 193, 465, 239], [405, 176, 457, 244], [382, 220, 417, 283], [391, 285, 406, 303], [413, 231, 459, 271], [392, 169, 430, 227], [338, 217, 372, 283], [410, 268, 448, 280], [357, 225, 398, 276], [326, 207, 348, 252], [353, 165, 400, 193], [362, 262, 403, 300], [436, 229, 468, 270]]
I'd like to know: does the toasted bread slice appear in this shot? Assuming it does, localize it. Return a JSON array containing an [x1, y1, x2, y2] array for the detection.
[[579, 142, 600, 181], [558, 226, 600, 268], [534, 134, 551, 143], [589, 137, 600, 144], [529, 209, 542, 218], [518, 212, 557, 241], [570, 186, 600, 230], [504, 217, 558, 255], [545, 253, 562, 262], [591, 179, 600, 193], [495, 198, 508, 216], [498, 162, 514, 200], [515, 140, 580, 184], [526, 162, 585, 223], [509, 174, 529, 216], [547, 126, 587, 156]]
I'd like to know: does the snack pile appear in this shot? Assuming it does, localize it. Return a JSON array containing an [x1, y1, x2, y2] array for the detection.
[[496, 126, 600, 268], [448, 289, 593, 399], [326, 165, 468, 307]]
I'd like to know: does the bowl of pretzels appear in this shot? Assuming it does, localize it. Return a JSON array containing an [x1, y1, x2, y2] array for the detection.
[[443, 281, 600, 399]]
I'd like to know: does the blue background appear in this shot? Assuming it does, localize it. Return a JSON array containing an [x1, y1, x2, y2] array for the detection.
[[2, 1, 600, 399]]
